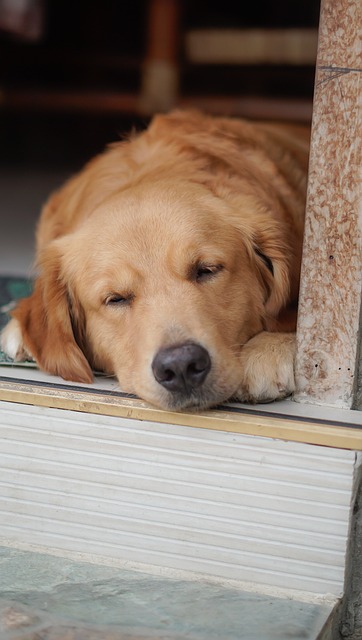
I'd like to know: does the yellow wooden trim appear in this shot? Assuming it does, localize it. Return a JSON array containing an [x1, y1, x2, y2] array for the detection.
[[0, 380, 361, 451]]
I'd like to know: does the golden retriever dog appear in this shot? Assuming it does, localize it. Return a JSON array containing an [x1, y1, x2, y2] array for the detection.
[[1, 110, 309, 410]]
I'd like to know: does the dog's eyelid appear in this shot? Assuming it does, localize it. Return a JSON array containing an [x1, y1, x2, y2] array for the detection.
[[104, 293, 134, 306], [192, 262, 224, 283]]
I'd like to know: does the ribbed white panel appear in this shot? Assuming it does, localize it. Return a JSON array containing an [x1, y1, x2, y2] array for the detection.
[[0, 401, 357, 595]]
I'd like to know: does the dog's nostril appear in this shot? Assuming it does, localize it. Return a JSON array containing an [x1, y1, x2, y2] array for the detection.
[[152, 343, 211, 394], [163, 368, 175, 382]]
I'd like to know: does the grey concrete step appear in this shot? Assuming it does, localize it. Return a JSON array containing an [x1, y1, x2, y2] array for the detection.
[[0, 547, 336, 640]]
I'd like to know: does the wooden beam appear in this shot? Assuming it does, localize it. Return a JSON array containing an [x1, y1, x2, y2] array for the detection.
[[0, 89, 139, 114], [0, 89, 313, 122], [294, 0, 362, 409], [0, 379, 361, 450]]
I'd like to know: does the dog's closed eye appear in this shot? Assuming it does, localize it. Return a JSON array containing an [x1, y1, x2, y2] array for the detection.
[[191, 263, 224, 283], [104, 293, 135, 306]]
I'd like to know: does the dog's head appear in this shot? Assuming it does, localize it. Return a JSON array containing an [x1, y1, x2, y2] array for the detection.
[[14, 177, 292, 410]]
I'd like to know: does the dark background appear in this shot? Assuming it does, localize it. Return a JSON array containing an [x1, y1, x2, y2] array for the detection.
[[0, 0, 320, 172]]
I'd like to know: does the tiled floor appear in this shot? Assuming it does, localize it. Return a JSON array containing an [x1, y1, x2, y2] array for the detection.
[[0, 167, 70, 276]]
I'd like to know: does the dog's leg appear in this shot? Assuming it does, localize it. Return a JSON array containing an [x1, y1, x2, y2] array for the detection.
[[234, 332, 296, 403]]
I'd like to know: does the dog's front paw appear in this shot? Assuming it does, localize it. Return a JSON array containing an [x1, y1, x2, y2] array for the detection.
[[234, 332, 296, 404], [0, 318, 32, 361]]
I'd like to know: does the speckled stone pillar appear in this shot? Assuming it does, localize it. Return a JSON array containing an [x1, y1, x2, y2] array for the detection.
[[295, 0, 362, 409]]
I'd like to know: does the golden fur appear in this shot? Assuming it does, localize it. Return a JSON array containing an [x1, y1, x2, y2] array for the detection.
[[1, 110, 310, 410]]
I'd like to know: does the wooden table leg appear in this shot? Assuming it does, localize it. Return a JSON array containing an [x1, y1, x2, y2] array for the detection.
[[139, 0, 180, 114]]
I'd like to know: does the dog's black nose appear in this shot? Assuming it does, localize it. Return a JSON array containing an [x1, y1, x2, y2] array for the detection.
[[152, 343, 211, 394]]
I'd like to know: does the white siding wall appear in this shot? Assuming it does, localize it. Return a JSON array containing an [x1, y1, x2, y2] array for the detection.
[[0, 401, 359, 596]]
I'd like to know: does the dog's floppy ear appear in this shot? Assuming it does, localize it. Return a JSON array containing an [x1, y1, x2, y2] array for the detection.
[[250, 225, 292, 320], [12, 243, 93, 384]]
